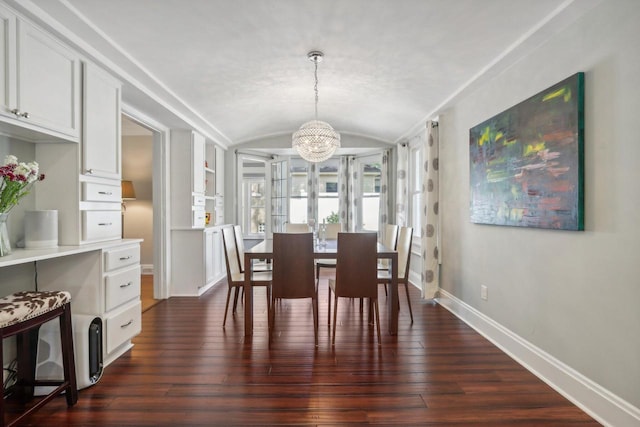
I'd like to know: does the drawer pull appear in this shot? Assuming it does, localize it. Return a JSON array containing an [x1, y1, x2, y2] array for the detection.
[[98, 222, 113, 226], [120, 281, 133, 288], [98, 191, 113, 195], [119, 256, 132, 261], [120, 319, 133, 328]]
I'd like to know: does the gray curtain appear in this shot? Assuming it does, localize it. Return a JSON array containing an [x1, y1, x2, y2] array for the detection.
[[347, 156, 359, 232], [378, 149, 391, 239], [338, 156, 349, 229], [307, 161, 319, 227], [421, 121, 439, 299], [395, 143, 409, 227]]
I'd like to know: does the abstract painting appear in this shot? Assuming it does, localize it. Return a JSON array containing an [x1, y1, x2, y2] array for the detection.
[[469, 72, 584, 230]]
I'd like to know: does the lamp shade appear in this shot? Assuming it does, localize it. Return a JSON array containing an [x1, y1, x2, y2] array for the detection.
[[121, 180, 136, 200]]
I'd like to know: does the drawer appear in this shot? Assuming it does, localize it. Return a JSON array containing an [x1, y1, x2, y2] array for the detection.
[[193, 195, 206, 206], [104, 244, 140, 271], [83, 211, 121, 242], [83, 182, 121, 202], [105, 264, 141, 311], [106, 301, 141, 354], [193, 208, 205, 228]]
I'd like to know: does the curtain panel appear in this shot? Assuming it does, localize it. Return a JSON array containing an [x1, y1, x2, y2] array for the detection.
[[395, 143, 409, 227], [347, 156, 359, 232], [307, 161, 319, 227], [421, 121, 439, 299], [378, 149, 392, 241], [338, 156, 349, 230]]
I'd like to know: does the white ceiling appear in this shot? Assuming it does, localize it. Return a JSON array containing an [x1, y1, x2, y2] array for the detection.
[[19, 0, 599, 147]]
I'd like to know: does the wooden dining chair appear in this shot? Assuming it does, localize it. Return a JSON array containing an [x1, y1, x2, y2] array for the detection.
[[221, 226, 271, 327], [233, 224, 270, 273], [378, 226, 414, 323], [378, 223, 399, 296], [315, 222, 343, 281], [284, 223, 311, 233], [270, 232, 318, 346], [328, 232, 381, 346]]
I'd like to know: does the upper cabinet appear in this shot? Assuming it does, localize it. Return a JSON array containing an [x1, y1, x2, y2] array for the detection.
[[0, 4, 81, 142], [82, 62, 122, 180], [170, 130, 207, 229]]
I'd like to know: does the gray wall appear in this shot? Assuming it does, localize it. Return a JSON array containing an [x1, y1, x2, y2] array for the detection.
[[438, 0, 639, 408]]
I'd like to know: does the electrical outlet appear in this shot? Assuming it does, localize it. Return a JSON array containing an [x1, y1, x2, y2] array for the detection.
[[481, 285, 488, 301]]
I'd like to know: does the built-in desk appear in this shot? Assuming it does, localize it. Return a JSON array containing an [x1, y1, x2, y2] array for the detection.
[[0, 239, 143, 366]]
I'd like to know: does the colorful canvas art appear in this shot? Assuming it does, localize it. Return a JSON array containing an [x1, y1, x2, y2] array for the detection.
[[469, 73, 584, 230]]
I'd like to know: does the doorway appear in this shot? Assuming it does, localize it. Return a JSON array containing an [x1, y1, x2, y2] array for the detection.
[[121, 114, 159, 311]]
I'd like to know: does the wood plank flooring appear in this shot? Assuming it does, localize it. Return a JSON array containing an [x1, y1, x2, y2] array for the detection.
[[19, 277, 600, 426]]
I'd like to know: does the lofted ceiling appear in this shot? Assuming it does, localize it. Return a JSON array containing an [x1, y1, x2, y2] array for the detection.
[[18, 0, 598, 148]]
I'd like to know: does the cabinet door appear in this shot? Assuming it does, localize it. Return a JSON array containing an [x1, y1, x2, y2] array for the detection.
[[16, 19, 81, 139], [192, 132, 205, 195], [83, 62, 121, 179], [212, 227, 224, 280], [0, 5, 16, 117], [204, 229, 215, 284]]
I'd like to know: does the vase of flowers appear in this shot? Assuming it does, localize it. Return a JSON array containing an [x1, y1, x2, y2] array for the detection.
[[0, 155, 45, 256]]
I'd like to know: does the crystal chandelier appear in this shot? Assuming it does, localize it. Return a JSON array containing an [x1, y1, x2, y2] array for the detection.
[[292, 51, 340, 162]]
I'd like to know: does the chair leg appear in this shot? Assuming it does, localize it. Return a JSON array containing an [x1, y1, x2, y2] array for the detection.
[[223, 287, 233, 327], [404, 282, 414, 323], [59, 305, 78, 406], [374, 299, 381, 345], [232, 287, 240, 313], [332, 296, 339, 346], [327, 286, 332, 326], [312, 296, 319, 347]]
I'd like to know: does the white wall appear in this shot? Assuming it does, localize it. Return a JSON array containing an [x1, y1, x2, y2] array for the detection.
[[438, 0, 639, 412]]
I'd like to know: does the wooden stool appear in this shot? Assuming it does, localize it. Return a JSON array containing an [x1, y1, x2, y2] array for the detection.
[[0, 291, 78, 426]]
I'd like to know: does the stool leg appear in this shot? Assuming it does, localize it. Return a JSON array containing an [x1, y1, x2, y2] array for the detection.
[[59, 306, 78, 406], [14, 327, 40, 402]]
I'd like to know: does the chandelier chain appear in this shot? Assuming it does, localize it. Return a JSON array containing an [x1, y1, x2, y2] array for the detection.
[[313, 57, 319, 121]]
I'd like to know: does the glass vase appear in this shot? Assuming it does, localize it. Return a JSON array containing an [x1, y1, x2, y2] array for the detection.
[[0, 212, 11, 257]]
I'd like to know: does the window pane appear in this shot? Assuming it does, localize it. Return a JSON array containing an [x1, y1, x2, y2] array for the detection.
[[361, 158, 381, 231]]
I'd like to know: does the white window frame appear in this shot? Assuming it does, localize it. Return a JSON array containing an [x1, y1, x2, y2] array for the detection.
[[357, 153, 382, 232], [409, 142, 423, 242]]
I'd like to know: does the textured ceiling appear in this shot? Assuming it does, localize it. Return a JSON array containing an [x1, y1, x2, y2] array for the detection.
[[22, 0, 596, 147]]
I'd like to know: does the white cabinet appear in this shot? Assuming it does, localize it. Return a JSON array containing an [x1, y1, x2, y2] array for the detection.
[[204, 143, 225, 226], [82, 61, 121, 180], [0, 4, 81, 141], [35, 59, 122, 245], [102, 243, 141, 363], [35, 240, 143, 367], [170, 130, 207, 229], [171, 226, 225, 297]]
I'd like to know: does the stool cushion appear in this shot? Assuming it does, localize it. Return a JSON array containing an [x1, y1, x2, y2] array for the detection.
[[0, 291, 71, 328]]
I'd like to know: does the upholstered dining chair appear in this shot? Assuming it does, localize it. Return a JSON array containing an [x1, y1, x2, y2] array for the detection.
[[328, 232, 381, 346], [315, 222, 344, 281], [284, 223, 312, 233], [270, 232, 318, 346], [378, 226, 414, 323], [221, 226, 271, 327]]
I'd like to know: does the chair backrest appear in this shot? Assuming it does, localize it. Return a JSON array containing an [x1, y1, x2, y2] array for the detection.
[[233, 224, 245, 271], [221, 226, 241, 281], [322, 222, 343, 240], [396, 226, 413, 279], [383, 223, 399, 250], [272, 232, 315, 299], [334, 232, 378, 299], [285, 223, 312, 233]]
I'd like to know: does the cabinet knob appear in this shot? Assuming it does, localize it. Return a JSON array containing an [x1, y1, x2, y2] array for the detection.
[[120, 281, 133, 288], [20, 111, 30, 118], [97, 222, 113, 226], [119, 255, 132, 260], [120, 319, 133, 328], [98, 191, 113, 195]]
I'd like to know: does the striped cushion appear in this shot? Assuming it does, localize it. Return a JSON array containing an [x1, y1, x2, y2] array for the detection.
[[0, 291, 71, 328]]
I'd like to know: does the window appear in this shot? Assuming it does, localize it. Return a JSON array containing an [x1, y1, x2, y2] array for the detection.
[[289, 158, 308, 224], [270, 159, 288, 233], [238, 157, 267, 237], [318, 158, 339, 224], [360, 155, 382, 231]]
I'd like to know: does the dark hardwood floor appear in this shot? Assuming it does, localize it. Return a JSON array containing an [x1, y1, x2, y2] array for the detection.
[[20, 277, 600, 426]]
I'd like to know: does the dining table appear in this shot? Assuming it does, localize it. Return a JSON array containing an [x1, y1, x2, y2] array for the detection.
[[243, 237, 399, 337]]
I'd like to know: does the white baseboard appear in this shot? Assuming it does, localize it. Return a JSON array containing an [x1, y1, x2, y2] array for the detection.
[[436, 289, 640, 427], [141, 264, 154, 275]]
